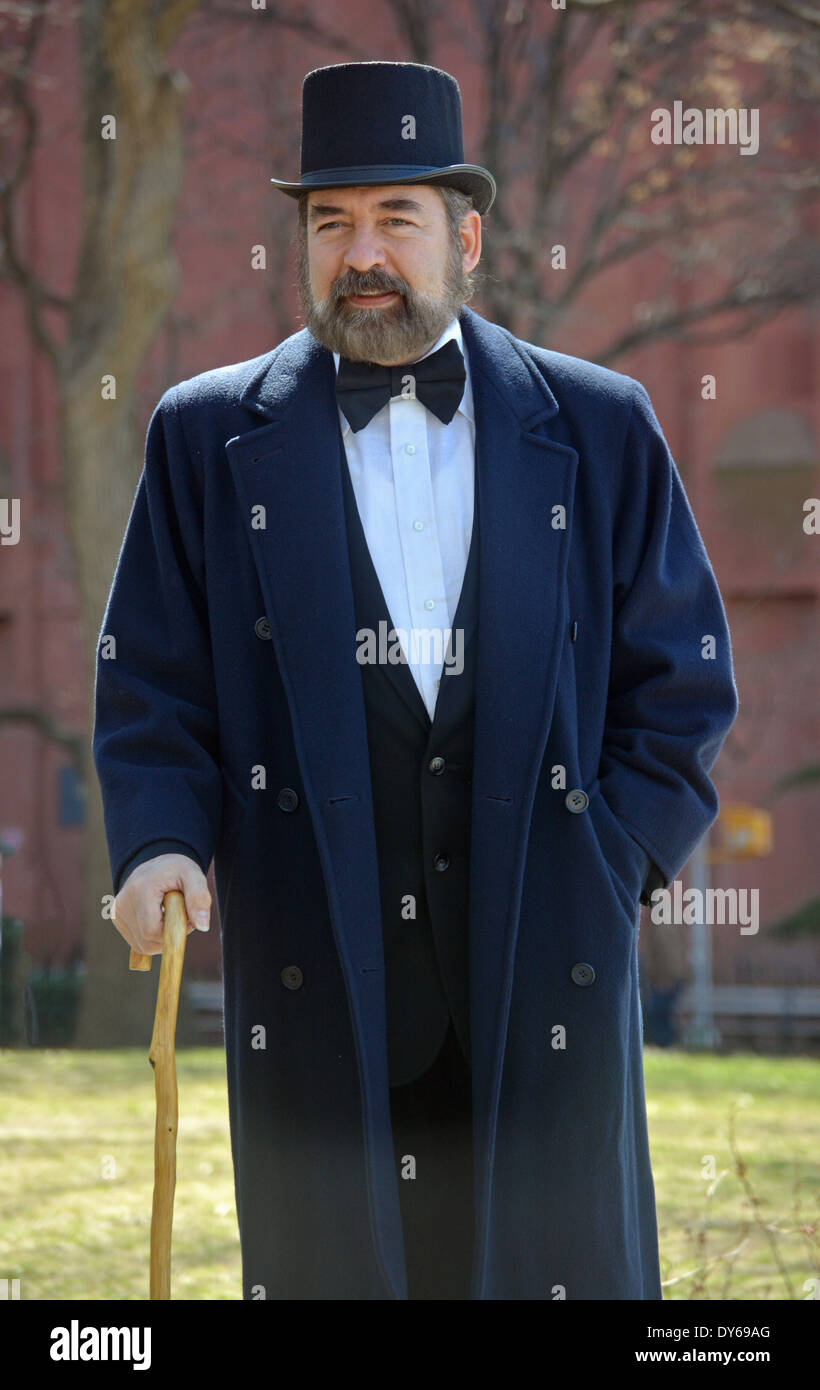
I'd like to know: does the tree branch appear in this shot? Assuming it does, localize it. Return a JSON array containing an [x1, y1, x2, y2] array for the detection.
[[200, 0, 370, 56], [0, 0, 64, 362], [594, 281, 807, 364], [769, 0, 820, 27], [155, 0, 203, 52]]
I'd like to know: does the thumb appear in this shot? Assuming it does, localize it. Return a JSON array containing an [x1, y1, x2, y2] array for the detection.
[[180, 866, 212, 933]]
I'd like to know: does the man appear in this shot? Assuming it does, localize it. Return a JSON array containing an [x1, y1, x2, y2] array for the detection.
[[94, 61, 738, 1300]]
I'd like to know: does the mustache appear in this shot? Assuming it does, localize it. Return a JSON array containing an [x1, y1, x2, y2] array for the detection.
[[331, 272, 409, 301]]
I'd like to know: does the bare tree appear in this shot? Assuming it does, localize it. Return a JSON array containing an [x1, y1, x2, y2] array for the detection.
[[1, 0, 203, 1044], [2, 0, 817, 1045], [388, 0, 820, 358], [0, 0, 362, 1047]]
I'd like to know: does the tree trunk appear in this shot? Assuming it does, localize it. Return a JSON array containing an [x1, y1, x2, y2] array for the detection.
[[68, 0, 201, 1047]]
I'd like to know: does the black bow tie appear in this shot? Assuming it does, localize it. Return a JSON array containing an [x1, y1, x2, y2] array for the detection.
[[335, 338, 466, 432]]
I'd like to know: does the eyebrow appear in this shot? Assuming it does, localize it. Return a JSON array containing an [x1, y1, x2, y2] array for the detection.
[[308, 197, 426, 224]]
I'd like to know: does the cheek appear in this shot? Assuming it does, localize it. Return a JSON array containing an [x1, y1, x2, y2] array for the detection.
[[408, 246, 447, 289], [396, 251, 441, 291], [307, 252, 335, 296]]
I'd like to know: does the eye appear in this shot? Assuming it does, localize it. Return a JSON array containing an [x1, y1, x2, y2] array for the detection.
[[314, 217, 414, 232]]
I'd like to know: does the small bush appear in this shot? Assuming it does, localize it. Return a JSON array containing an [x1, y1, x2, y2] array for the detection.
[[25, 966, 83, 1047]]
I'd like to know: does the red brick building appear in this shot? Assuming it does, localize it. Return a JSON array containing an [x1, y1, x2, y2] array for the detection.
[[1, 10, 817, 1039]]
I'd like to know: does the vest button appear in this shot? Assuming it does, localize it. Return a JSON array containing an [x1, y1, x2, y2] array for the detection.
[[428, 756, 446, 775], [565, 788, 589, 813], [277, 787, 299, 812], [571, 962, 595, 987], [433, 853, 450, 872], [254, 616, 271, 640], [281, 965, 303, 990]]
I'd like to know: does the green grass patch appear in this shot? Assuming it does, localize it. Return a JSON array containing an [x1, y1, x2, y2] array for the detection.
[[0, 1048, 239, 1300], [645, 1047, 819, 1300], [1, 1046, 817, 1300]]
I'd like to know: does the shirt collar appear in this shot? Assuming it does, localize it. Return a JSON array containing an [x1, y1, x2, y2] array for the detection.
[[333, 316, 474, 436]]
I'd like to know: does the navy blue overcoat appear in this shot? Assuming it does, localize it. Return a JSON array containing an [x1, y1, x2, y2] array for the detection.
[[93, 306, 738, 1299]]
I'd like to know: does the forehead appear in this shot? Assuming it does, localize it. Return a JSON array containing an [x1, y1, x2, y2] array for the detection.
[[305, 184, 439, 222]]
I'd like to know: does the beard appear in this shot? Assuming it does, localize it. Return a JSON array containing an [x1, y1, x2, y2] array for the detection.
[[295, 228, 472, 364]]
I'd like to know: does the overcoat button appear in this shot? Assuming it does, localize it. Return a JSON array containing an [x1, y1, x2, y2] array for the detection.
[[428, 756, 446, 775], [281, 965, 303, 990], [277, 787, 299, 812], [565, 788, 589, 813], [433, 853, 450, 872], [571, 962, 595, 987], [255, 616, 271, 640]]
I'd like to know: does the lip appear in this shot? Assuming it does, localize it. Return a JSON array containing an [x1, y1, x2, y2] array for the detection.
[[346, 291, 400, 307]]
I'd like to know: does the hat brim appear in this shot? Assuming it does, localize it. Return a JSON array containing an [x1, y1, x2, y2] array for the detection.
[[270, 164, 496, 215]]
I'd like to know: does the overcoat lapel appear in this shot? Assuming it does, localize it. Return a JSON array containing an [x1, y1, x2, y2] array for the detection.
[[224, 305, 578, 1295], [225, 338, 406, 1292], [458, 310, 577, 1292]]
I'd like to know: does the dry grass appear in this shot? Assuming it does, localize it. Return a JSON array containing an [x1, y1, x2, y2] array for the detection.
[[0, 1045, 816, 1299]]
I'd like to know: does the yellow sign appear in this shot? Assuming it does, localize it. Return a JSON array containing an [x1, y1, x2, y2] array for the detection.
[[708, 803, 772, 862]]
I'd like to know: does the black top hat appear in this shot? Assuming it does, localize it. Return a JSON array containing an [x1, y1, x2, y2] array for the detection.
[[270, 61, 496, 215]]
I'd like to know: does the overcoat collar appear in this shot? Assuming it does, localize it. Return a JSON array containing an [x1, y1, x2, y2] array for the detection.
[[236, 303, 560, 427], [225, 305, 578, 1298]]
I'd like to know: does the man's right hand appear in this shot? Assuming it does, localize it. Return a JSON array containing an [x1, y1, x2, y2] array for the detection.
[[111, 853, 212, 957]]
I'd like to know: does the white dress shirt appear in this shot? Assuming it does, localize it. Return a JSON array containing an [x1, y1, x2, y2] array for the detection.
[[334, 317, 475, 720]]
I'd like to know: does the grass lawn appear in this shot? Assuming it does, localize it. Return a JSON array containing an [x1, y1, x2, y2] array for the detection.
[[644, 1048, 818, 1300], [0, 1045, 816, 1300]]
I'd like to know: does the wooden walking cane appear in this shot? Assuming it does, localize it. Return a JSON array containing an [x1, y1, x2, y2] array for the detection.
[[129, 889, 188, 1300]]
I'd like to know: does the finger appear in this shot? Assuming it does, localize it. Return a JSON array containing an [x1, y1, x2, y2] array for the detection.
[[133, 881, 166, 955], [180, 865, 212, 933]]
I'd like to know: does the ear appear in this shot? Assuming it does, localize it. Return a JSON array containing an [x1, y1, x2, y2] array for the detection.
[[461, 211, 482, 272]]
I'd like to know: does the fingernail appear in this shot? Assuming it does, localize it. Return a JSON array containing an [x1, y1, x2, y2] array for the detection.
[[195, 911, 209, 931]]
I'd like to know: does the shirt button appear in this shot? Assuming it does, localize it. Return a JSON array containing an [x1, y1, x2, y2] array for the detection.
[[571, 962, 595, 987], [254, 616, 271, 640], [565, 789, 589, 813], [277, 787, 300, 812], [413, 520, 424, 531], [405, 443, 416, 455], [281, 965, 303, 990], [433, 853, 450, 872], [424, 599, 435, 610], [428, 756, 446, 775]]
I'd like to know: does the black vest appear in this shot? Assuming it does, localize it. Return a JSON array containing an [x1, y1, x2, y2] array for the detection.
[[339, 424, 479, 1087]]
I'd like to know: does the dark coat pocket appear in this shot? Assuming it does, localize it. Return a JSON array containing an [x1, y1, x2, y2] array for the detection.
[[587, 779, 651, 924]]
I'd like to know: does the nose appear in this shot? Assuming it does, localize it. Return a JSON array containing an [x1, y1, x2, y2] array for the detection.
[[343, 227, 388, 273]]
